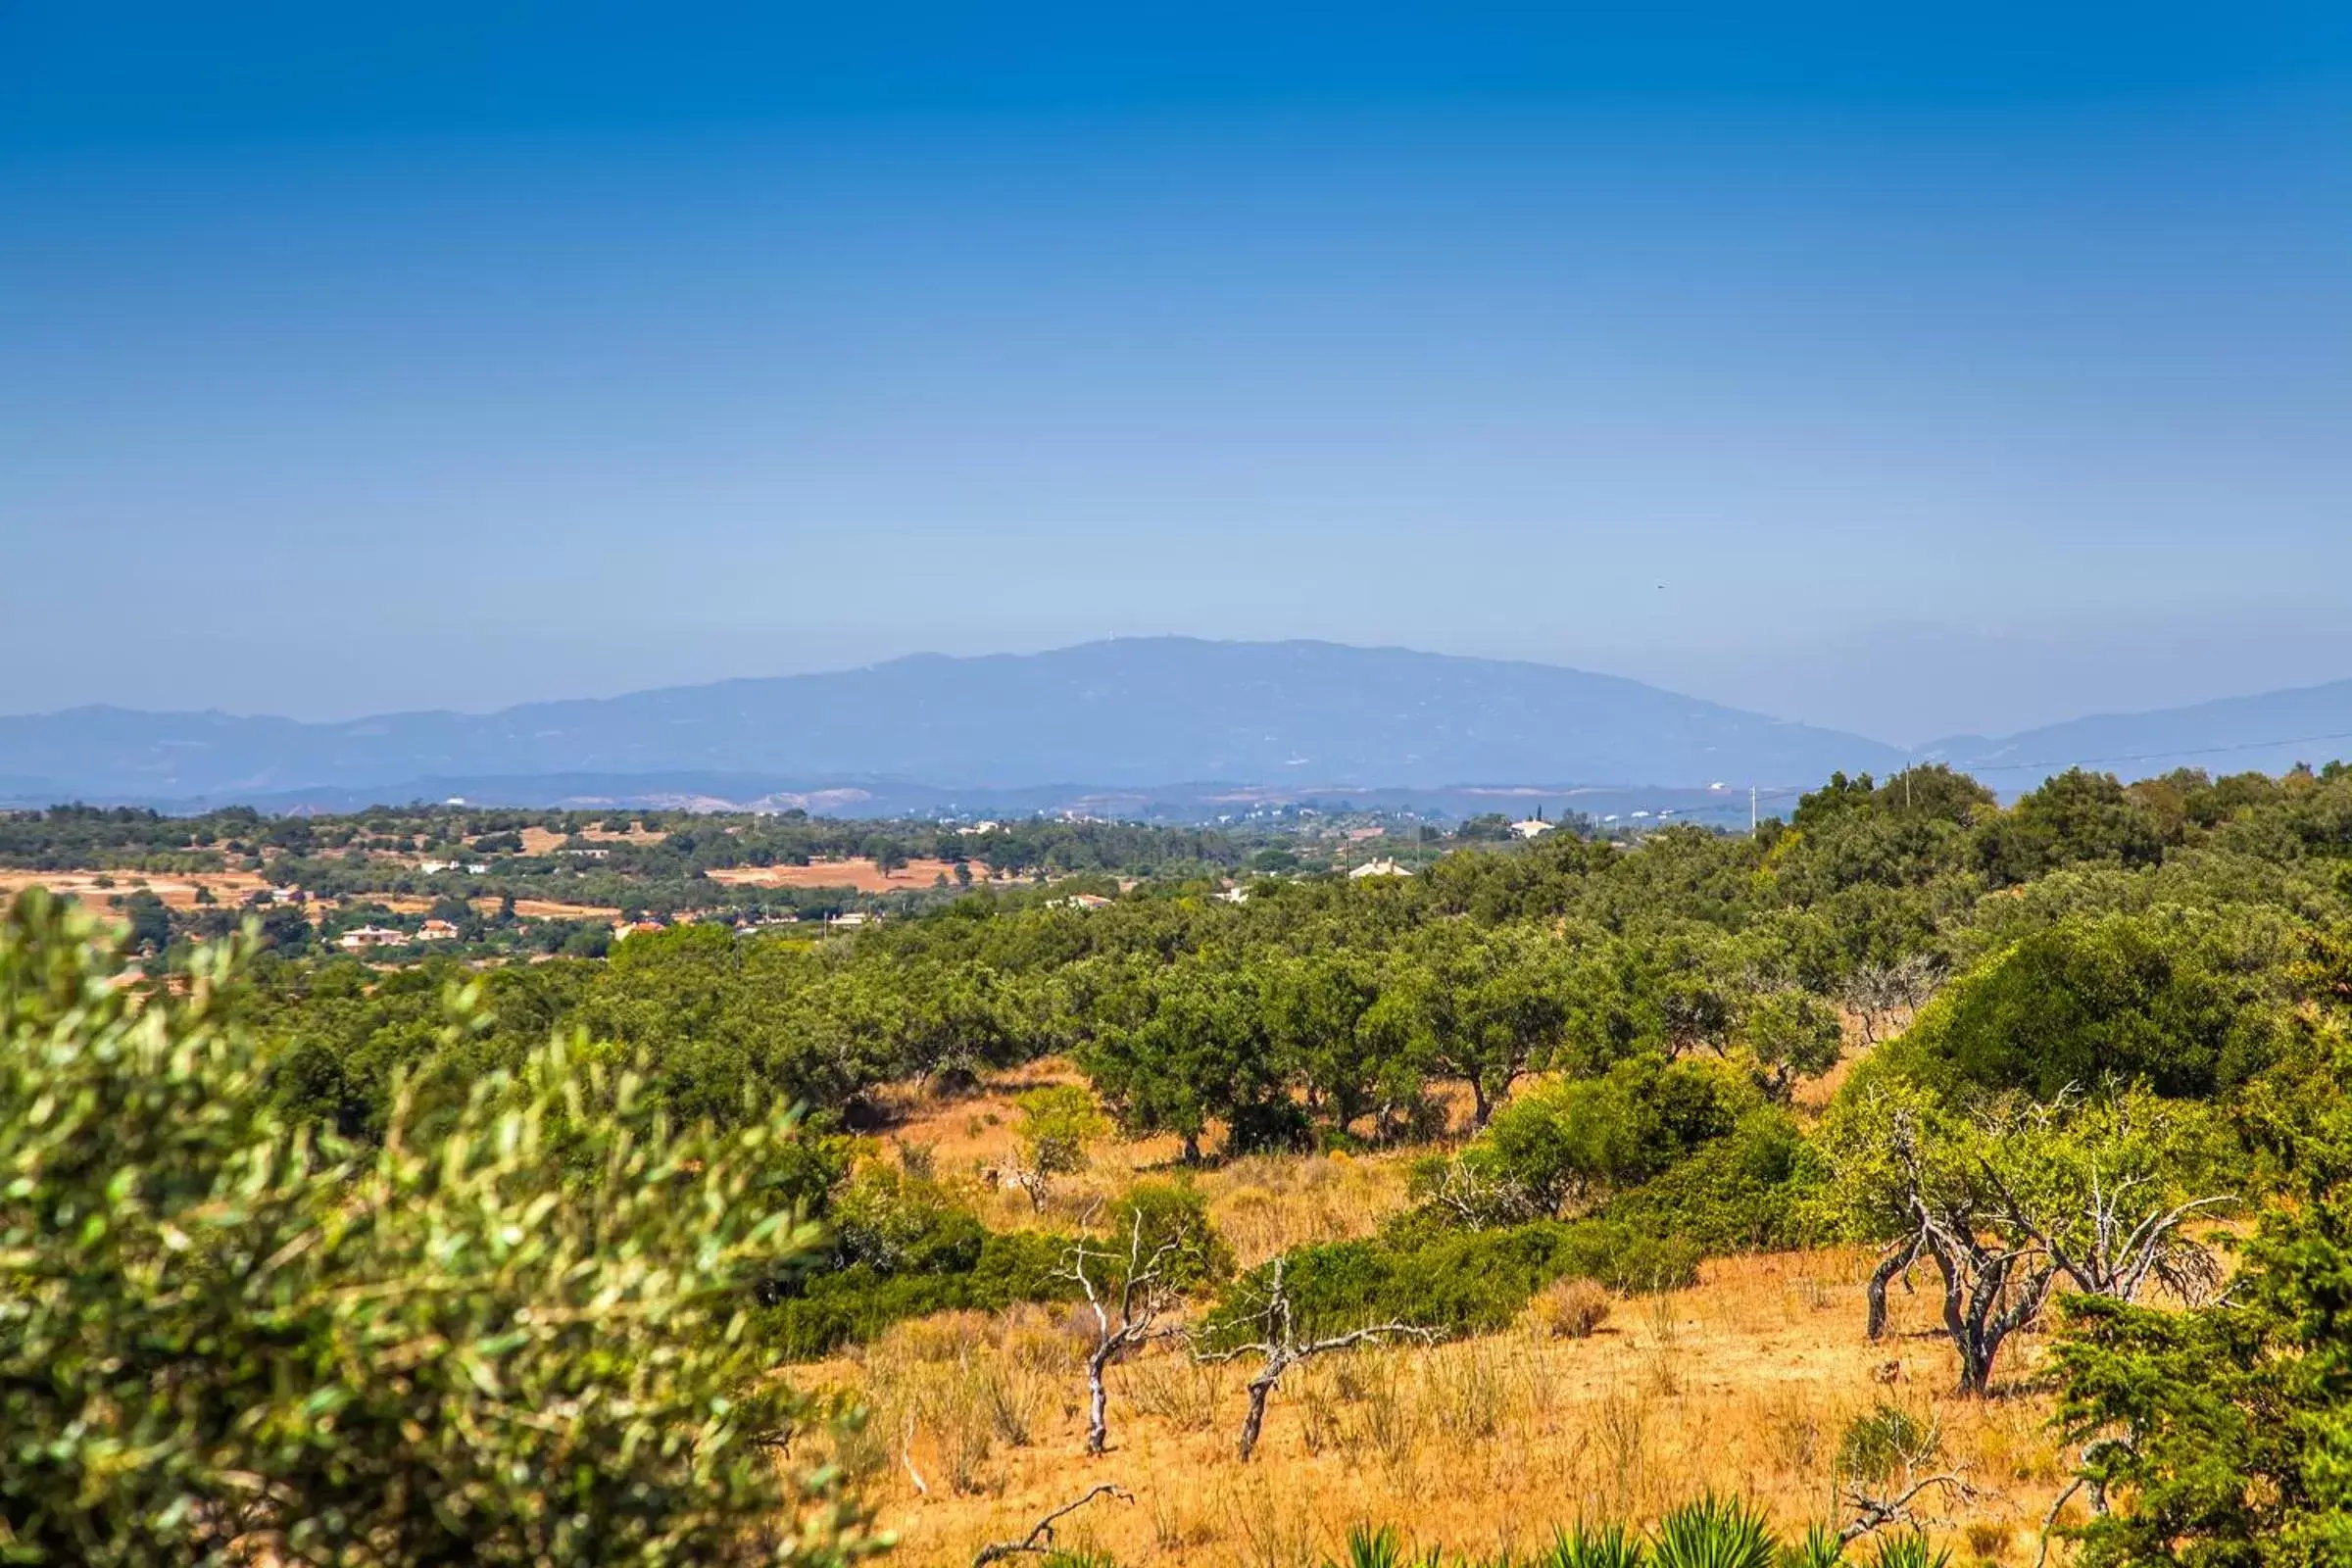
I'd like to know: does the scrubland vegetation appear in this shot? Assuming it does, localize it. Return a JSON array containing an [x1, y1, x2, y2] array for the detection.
[[6, 760, 2352, 1564]]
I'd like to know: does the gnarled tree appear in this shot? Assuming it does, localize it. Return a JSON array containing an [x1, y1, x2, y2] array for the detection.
[[1819, 1080, 2229, 1396]]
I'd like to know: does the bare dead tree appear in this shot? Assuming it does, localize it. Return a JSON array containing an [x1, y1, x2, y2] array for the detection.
[[1841, 1472, 1978, 1543], [1882, 1107, 2060, 1396], [1843, 954, 1943, 1048], [1836, 1405, 1979, 1542], [1059, 1208, 1187, 1455], [970, 1484, 1134, 1567], [1194, 1255, 1436, 1460], [1973, 1101, 2230, 1307], [1423, 1152, 1541, 1230]]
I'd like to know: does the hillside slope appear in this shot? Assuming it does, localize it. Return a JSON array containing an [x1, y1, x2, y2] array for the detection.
[[1928, 675, 2352, 785]]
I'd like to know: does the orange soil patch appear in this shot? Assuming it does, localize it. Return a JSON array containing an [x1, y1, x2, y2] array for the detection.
[[707, 858, 995, 895]]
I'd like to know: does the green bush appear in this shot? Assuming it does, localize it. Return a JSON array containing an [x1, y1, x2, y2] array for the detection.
[[1206, 1214, 1699, 1345], [754, 1227, 1078, 1359], [1882, 910, 2287, 1100], [1598, 1107, 1805, 1253], [0, 888, 880, 1567]]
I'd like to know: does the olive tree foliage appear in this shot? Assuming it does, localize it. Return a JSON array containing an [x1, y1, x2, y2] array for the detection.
[[1007, 1083, 1109, 1210], [1813, 1077, 2229, 1396], [2050, 1030, 2352, 1568], [0, 888, 880, 1568]]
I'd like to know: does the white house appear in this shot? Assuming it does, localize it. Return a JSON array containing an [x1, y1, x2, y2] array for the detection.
[[337, 925, 409, 952], [416, 918, 461, 942], [1347, 858, 1411, 880], [1509, 818, 1555, 840]]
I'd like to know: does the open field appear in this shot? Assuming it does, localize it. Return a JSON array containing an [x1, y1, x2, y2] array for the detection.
[[808, 1064, 2074, 1568], [708, 858, 999, 894], [0, 867, 272, 911], [806, 1249, 2068, 1568]]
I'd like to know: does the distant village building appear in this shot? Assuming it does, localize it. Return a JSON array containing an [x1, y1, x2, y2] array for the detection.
[[1347, 858, 1411, 880], [1509, 818, 1554, 840], [416, 918, 461, 942], [1050, 893, 1114, 910], [826, 910, 875, 930], [337, 925, 410, 952], [1216, 886, 1250, 905], [958, 820, 1002, 835], [609, 918, 666, 941]]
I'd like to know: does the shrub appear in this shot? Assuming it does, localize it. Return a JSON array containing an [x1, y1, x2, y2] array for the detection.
[[1540, 1522, 1649, 1568], [1836, 1402, 1938, 1486], [1530, 1277, 1614, 1339], [0, 888, 880, 1567], [1207, 1216, 1694, 1347], [1882, 910, 2287, 1100], [1106, 1176, 1235, 1291], [1599, 1108, 1805, 1253]]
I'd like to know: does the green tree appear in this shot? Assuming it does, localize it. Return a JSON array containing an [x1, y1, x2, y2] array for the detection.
[[2050, 1032, 2352, 1566], [1885, 910, 2287, 1100], [1010, 1083, 1111, 1208]]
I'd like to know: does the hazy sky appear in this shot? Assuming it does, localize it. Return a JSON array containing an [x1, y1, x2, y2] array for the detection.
[[6, 3, 2350, 742]]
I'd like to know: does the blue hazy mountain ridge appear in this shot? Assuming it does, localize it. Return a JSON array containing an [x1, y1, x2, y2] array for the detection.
[[1920, 675, 2352, 788], [0, 639, 1906, 802]]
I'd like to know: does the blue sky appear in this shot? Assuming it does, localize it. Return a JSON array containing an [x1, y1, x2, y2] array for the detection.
[[5, 3, 2349, 741]]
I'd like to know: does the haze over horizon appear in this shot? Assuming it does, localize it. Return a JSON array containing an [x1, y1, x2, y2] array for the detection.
[[7, 3, 2351, 741]]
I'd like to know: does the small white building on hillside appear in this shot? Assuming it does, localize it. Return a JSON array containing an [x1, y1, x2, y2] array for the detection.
[[1347, 858, 1411, 880]]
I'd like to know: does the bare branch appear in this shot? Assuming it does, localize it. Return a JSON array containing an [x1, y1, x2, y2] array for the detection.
[[970, 1484, 1135, 1567]]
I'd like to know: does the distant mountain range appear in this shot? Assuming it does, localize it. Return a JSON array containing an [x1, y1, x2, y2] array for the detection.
[[3, 638, 2349, 815], [1918, 675, 2352, 789]]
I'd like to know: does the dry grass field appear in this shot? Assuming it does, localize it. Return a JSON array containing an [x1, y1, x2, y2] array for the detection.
[[0, 867, 273, 914], [805, 1066, 2076, 1568], [708, 858, 1001, 895]]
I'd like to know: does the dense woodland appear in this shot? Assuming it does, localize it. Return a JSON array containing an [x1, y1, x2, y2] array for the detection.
[[7, 760, 2352, 1564]]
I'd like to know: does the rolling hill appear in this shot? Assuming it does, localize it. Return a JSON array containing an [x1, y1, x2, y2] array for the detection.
[[0, 638, 1905, 805], [1926, 675, 2352, 786]]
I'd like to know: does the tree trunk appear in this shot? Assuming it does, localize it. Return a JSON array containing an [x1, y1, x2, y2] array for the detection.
[[1865, 1242, 1915, 1341], [1467, 1077, 1493, 1129], [1181, 1130, 1202, 1166], [1237, 1372, 1276, 1461], [1085, 1345, 1112, 1454]]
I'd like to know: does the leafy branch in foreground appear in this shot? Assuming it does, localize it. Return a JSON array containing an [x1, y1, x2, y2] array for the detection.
[[0, 887, 882, 1567]]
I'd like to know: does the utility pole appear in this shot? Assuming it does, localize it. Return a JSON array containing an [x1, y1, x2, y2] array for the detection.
[[1750, 784, 1757, 835]]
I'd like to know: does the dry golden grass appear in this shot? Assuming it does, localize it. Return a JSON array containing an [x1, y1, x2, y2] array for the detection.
[[0, 867, 273, 913], [708, 858, 1001, 895], [812, 1064, 2072, 1568], [804, 1248, 2070, 1568], [865, 1061, 1414, 1261]]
